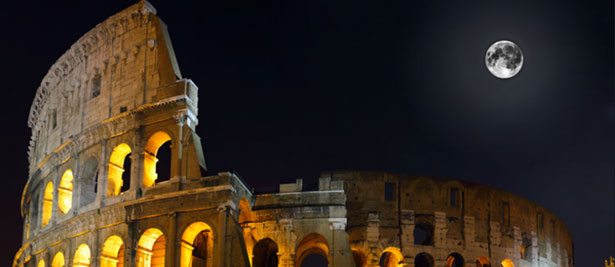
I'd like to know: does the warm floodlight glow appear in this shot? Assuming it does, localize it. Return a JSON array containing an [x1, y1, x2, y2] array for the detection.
[[73, 244, 91, 267], [180, 221, 213, 267], [108, 143, 131, 196], [137, 228, 165, 267], [37, 260, 45, 267], [143, 131, 172, 188], [51, 252, 64, 267], [58, 169, 73, 214], [380, 247, 404, 267], [501, 259, 515, 267], [101, 235, 124, 267], [477, 256, 491, 266], [42, 182, 54, 227]]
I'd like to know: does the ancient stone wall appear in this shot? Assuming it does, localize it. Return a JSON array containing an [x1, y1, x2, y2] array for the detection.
[[14, 2, 573, 267]]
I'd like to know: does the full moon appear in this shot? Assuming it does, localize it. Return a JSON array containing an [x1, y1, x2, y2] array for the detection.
[[485, 40, 523, 79]]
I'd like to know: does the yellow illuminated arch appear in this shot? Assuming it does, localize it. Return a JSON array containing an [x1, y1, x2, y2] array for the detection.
[[143, 131, 172, 188], [380, 247, 403, 267], [501, 259, 514, 267], [58, 169, 73, 214], [180, 221, 214, 267], [101, 235, 124, 267], [107, 143, 131, 196], [73, 244, 91, 267], [51, 252, 64, 267], [295, 232, 330, 266], [137, 228, 165, 267], [42, 182, 54, 227], [38, 259, 45, 267]]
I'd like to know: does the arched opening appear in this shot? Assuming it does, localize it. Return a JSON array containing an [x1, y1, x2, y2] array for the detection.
[[143, 131, 172, 188], [137, 228, 165, 267], [51, 252, 64, 267], [300, 254, 328, 267], [252, 238, 278, 267], [379, 248, 403, 267], [446, 253, 464, 267], [476, 256, 490, 267], [295, 233, 329, 267], [42, 182, 54, 227], [500, 259, 514, 267], [58, 170, 73, 214], [73, 244, 91, 267], [101, 235, 124, 267], [352, 249, 367, 267], [180, 222, 214, 267], [238, 197, 254, 224], [107, 143, 131, 196], [38, 260, 45, 267], [414, 253, 434, 267], [80, 158, 98, 206], [413, 223, 434, 245]]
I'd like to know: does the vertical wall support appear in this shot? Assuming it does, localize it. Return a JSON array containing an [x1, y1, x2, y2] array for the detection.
[[463, 216, 475, 249], [168, 212, 177, 267], [278, 219, 295, 267], [434, 211, 447, 248], [400, 209, 414, 263], [173, 112, 185, 181], [513, 226, 521, 262], [366, 212, 379, 266], [531, 231, 539, 265], [489, 221, 501, 248]]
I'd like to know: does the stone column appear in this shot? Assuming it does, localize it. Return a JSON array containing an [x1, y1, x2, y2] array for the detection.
[[366, 212, 380, 266], [463, 216, 475, 249], [434, 211, 447, 248], [513, 226, 521, 262], [531, 231, 538, 266], [400, 209, 415, 264], [489, 221, 501, 248]]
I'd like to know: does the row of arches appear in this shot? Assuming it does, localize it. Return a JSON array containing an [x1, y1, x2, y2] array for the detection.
[[36, 131, 173, 228], [35, 221, 213, 267], [349, 249, 515, 267]]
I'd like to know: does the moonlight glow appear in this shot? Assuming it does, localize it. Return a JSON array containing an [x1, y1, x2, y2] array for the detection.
[[485, 40, 523, 79]]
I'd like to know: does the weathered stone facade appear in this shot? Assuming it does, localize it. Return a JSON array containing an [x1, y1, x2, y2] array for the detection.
[[14, 2, 573, 267]]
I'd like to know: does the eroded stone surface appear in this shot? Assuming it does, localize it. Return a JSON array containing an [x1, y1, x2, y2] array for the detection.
[[14, 2, 573, 267]]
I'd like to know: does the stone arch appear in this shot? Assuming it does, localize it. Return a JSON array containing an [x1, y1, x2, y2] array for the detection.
[[238, 197, 254, 224], [136, 228, 166, 267], [413, 218, 434, 246], [73, 243, 91, 267], [143, 131, 172, 188], [38, 259, 45, 267], [107, 143, 131, 196], [446, 252, 464, 267], [476, 256, 491, 267], [252, 238, 278, 267], [414, 252, 434, 267], [79, 157, 98, 207], [180, 221, 214, 267], [295, 232, 329, 266], [379, 247, 403, 267], [101, 235, 125, 267], [58, 169, 73, 214], [42, 181, 54, 227], [51, 252, 65, 267], [351, 249, 367, 267], [500, 259, 514, 267]]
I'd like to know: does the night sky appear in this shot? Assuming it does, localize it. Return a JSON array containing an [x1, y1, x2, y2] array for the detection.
[[0, 0, 612, 266]]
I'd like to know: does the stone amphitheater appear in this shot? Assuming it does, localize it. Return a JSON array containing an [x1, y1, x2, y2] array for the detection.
[[13, 1, 573, 267]]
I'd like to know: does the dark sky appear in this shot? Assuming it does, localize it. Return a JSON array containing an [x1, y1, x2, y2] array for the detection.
[[0, 0, 612, 266]]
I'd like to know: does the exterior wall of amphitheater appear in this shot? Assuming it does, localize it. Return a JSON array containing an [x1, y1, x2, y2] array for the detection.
[[14, 2, 573, 267]]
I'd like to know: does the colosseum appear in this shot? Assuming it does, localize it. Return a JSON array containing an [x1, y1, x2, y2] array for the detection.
[[14, 1, 574, 267]]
